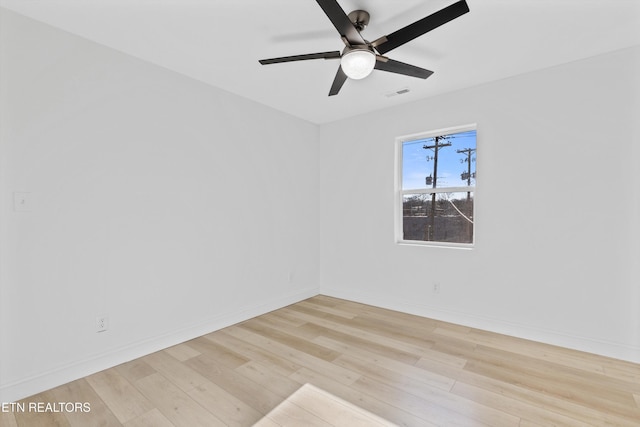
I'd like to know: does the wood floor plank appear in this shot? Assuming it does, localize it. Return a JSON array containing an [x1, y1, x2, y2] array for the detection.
[[185, 354, 286, 415], [14, 390, 72, 427], [427, 327, 478, 357], [286, 383, 397, 426], [463, 349, 640, 420], [334, 352, 518, 427], [264, 310, 308, 327], [182, 336, 248, 369], [134, 373, 225, 427], [289, 367, 437, 427], [264, 307, 428, 368], [258, 399, 334, 427], [0, 412, 18, 427], [239, 320, 341, 362], [18, 379, 120, 427], [283, 306, 439, 360], [415, 347, 468, 369], [437, 324, 617, 379], [432, 323, 473, 337], [451, 380, 587, 427], [351, 375, 494, 427], [123, 408, 174, 427], [223, 324, 361, 386], [258, 312, 321, 336], [252, 415, 281, 427], [163, 342, 201, 362], [234, 360, 302, 398], [298, 322, 422, 366], [344, 314, 439, 349], [295, 300, 358, 319], [50, 378, 121, 427], [603, 360, 640, 386], [204, 329, 302, 377], [85, 369, 154, 423], [518, 420, 547, 427], [141, 350, 209, 393], [325, 298, 439, 332], [453, 364, 640, 427], [470, 342, 638, 396], [305, 294, 343, 308], [316, 336, 455, 391], [186, 379, 263, 426], [115, 359, 156, 383]]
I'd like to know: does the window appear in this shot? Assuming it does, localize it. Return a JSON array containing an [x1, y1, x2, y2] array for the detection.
[[395, 124, 477, 247]]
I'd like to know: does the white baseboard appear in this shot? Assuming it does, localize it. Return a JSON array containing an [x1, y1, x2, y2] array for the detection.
[[321, 287, 640, 364], [0, 286, 319, 403]]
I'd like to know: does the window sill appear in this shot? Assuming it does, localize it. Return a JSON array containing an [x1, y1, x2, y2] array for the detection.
[[396, 240, 474, 250]]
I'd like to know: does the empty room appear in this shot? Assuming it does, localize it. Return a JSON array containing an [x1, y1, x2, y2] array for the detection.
[[1, 0, 639, 426]]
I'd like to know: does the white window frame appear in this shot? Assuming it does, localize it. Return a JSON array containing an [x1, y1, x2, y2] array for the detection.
[[394, 123, 477, 248]]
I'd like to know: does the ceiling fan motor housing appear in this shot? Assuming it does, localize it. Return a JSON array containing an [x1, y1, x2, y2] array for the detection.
[[347, 10, 370, 31]]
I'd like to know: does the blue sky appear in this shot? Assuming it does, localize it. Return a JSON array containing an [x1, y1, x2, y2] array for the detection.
[[402, 130, 476, 190]]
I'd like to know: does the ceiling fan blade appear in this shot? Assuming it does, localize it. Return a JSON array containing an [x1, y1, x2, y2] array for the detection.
[[374, 58, 434, 79], [259, 51, 341, 65], [316, 0, 366, 46], [328, 66, 348, 96], [374, 0, 469, 55]]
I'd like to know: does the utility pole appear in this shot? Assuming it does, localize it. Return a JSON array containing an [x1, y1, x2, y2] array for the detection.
[[456, 148, 476, 202], [457, 147, 476, 242], [423, 136, 451, 240]]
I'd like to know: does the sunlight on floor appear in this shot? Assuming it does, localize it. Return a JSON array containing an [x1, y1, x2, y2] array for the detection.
[[254, 383, 398, 426]]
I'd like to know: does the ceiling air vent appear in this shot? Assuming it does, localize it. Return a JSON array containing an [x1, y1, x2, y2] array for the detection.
[[385, 87, 411, 98]]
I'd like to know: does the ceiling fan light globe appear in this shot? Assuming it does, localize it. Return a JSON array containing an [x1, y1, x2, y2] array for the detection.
[[341, 49, 376, 80]]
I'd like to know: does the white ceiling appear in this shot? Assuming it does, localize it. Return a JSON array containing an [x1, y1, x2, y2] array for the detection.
[[1, 0, 639, 124]]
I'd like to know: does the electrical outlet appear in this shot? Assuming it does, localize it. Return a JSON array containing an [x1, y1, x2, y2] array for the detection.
[[433, 283, 441, 294], [96, 315, 109, 333]]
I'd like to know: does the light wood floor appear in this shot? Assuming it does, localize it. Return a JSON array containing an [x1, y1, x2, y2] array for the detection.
[[3, 295, 639, 426]]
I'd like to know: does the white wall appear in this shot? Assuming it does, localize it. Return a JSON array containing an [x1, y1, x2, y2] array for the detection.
[[319, 46, 640, 363], [0, 9, 319, 401]]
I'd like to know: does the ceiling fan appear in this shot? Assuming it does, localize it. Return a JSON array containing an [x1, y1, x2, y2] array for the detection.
[[259, 0, 470, 96]]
